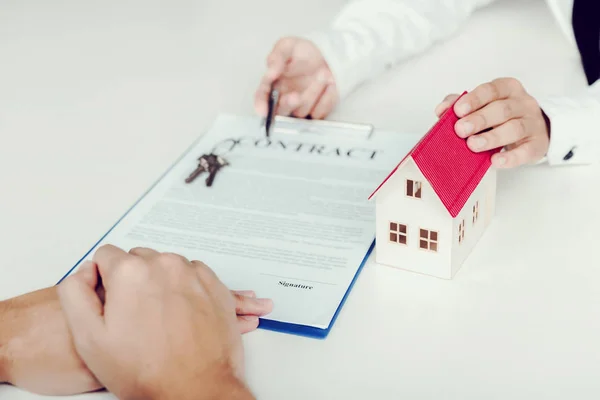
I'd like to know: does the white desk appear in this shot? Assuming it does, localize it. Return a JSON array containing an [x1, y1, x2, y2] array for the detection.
[[1, 0, 599, 398]]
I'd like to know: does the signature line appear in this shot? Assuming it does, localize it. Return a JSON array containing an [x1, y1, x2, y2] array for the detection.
[[260, 273, 337, 286]]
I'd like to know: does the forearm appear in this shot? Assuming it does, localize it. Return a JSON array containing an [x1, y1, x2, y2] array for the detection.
[[0, 299, 12, 384], [305, 0, 496, 98]]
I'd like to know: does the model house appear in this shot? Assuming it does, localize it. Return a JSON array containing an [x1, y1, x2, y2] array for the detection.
[[369, 98, 498, 279]]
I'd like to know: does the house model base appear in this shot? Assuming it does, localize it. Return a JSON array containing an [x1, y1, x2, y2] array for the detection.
[[369, 94, 499, 279]]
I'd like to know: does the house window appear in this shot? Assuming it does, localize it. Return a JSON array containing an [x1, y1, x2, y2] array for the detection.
[[473, 201, 479, 224], [419, 229, 438, 252], [406, 179, 422, 199], [458, 220, 465, 244], [389, 222, 407, 245]]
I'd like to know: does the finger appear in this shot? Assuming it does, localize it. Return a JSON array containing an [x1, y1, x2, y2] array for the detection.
[[191, 260, 223, 288], [266, 38, 296, 81], [254, 75, 301, 117], [233, 294, 274, 316], [129, 247, 160, 259], [57, 262, 114, 393], [434, 94, 460, 117], [57, 261, 106, 357], [157, 252, 191, 267], [191, 260, 236, 312], [272, 42, 317, 79], [254, 76, 276, 116], [466, 118, 529, 153], [456, 99, 524, 138], [291, 77, 328, 118], [92, 244, 131, 284], [232, 290, 256, 298], [95, 274, 106, 305], [256, 37, 297, 117], [442, 93, 460, 103], [275, 92, 301, 116], [455, 78, 524, 117], [491, 141, 539, 168], [310, 84, 338, 120], [237, 316, 260, 334], [77, 260, 100, 288]]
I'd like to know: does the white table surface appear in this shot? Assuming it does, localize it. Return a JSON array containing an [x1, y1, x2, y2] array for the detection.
[[1, 0, 599, 399]]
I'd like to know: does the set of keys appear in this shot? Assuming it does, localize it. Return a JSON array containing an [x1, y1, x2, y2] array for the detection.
[[185, 85, 274, 187], [184, 153, 229, 187]]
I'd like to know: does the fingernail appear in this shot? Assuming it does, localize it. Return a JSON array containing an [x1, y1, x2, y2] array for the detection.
[[470, 136, 486, 150], [258, 298, 274, 309], [455, 102, 471, 116], [459, 121, 474, 136], [242, 316, 259, 322], [494, 156, 506, 166], [267, 68, 278, 80], [434, 103, 445, 115]]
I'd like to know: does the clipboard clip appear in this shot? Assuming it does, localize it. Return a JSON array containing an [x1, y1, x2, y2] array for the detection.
[[269, 115, 374, 140], [263, 84, 373, 140]]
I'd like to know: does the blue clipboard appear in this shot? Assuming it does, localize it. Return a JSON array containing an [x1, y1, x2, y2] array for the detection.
[[56, 116, 376, 339], [258, 240, 375, 339]]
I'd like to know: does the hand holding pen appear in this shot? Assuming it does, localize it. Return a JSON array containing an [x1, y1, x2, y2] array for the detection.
[[254, 37, 337, 123]]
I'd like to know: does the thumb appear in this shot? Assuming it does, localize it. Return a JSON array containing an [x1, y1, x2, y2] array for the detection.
[[435, 94, 460, 117], [57, 261, 106, 358], [266, 37, 296, 80]]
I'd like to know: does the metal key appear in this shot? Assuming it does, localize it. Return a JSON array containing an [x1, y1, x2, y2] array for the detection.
[[185, 154, 228, 186], [205, 167, 219, 187], [185, 164, 206, 183], [185, 155, 210, 184], [205, 155, 229, 187]]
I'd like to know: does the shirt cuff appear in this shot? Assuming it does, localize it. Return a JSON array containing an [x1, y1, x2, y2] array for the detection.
[[538, 94, 599, 166]]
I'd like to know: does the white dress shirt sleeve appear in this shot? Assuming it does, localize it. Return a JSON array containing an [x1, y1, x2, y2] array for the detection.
[[538, 81, 600, 166], [304, 0, 496, 99]]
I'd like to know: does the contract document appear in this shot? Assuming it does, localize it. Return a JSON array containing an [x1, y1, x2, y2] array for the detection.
[[60, 114, 419, 338]]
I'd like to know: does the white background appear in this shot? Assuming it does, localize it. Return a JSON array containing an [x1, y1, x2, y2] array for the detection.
[[1, 0, 599, 399]]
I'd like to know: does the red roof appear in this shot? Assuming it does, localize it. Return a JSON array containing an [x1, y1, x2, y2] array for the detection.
[[368, 93, 499, 218]]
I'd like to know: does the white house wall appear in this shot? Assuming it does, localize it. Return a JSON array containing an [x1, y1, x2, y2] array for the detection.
[[450, 168, 497, 277], [375, 157, 453, 279], [483, 168, 497, 229]]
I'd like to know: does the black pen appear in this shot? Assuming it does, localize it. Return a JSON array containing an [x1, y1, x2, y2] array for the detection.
[[265, 87, 279, 137]]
